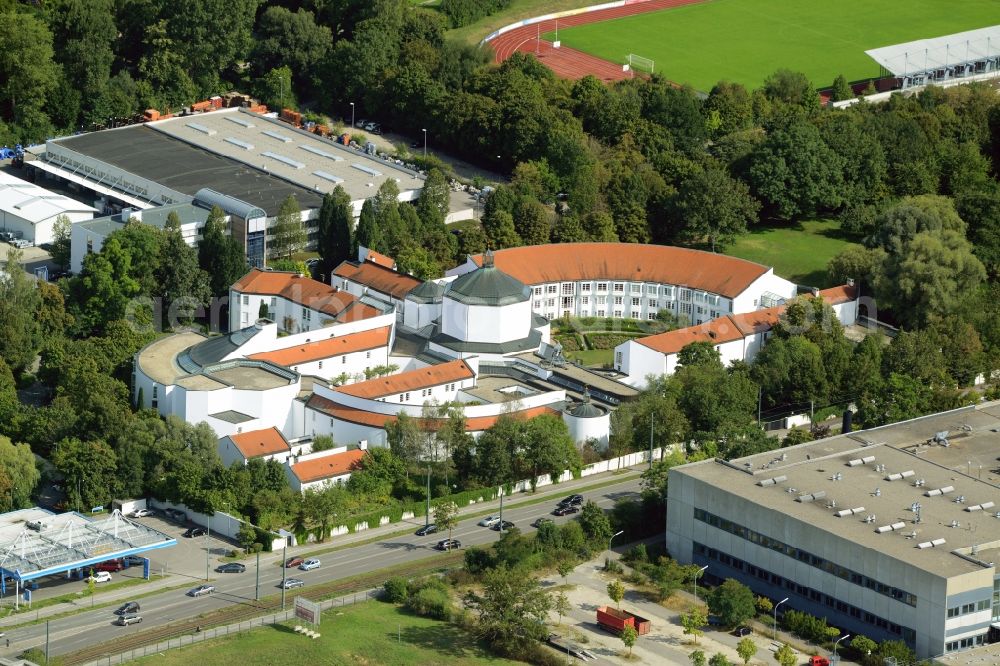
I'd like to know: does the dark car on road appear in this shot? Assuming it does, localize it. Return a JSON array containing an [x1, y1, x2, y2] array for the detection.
[[188, 584, 215, 597], [216, 563, 246, 574], [123, 555, 146, 567], [531, 517, 553, 529], [490, 520, 515, 532], [733, 626, 752, 637], [114, 601, 140, 616], [284, 557, 304, 568], [164, 508, 186, 522], [415, 524, 438, 536], [558, 494, 584, 507], [435, 539, 461, 551], [183, 527, 206, 538], [552, 505, 580, 517]]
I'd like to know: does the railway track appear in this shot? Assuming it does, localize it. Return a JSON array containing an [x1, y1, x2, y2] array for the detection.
[[59, 552, 464, 665]]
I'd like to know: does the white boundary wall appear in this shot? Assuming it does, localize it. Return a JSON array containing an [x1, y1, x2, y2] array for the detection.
[[480, 0, 640, 45], [832, 70, 1000, 109]]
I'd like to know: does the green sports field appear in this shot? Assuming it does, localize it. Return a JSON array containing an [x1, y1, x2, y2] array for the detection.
[[544, 0, 999, 91]]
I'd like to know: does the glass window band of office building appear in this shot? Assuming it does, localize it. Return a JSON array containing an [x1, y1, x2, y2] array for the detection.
[[694, 508, 917, 607]]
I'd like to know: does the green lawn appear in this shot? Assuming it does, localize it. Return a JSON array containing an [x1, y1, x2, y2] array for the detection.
[[565, 348, 614, 367], [134, 601, 524, 666], [448, 0, 600, 44], [545, 0, 1000, 91], [723, 219, 861, 288]]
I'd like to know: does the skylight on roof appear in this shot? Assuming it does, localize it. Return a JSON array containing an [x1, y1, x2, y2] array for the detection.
[[312, 170, 344, 184], [351, 164, 383, 177], [226, 116, 255, 128], [186, 122, 216, 136], [263, 130, 293, 143], [300, 145, 343, 161], [262, 151, 305, 169], [225, 137, 254, 150]]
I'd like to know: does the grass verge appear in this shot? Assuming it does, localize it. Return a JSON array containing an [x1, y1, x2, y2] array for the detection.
[[447, 0, 600, 45], [131, 600, 522, 666]]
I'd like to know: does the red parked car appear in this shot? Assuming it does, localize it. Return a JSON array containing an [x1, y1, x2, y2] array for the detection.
[[96, 560, 125, 572], [284, 557, 304, 568]]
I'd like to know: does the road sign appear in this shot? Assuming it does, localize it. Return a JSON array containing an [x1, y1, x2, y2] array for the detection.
[[294, 596, 320, 626]]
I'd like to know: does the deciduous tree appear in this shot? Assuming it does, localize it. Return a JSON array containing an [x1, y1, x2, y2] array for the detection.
[[463, 564, 552, 654], [707, 578, 756, 628], [270, 195, 306, 260], [681, 607, 707, 644], [607, 580, 625, 608]]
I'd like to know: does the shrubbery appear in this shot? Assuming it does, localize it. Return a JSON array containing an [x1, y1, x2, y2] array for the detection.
[[404, 578, 453, 620], [440, 0, 512, 27]]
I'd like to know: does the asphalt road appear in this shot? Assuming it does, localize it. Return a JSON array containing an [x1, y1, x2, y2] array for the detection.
[[12, 476, 642, 658]]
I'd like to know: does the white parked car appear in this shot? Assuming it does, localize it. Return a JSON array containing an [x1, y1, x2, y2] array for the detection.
[[131, 508, 153, 518], [88, 571, 112, 583], [477, 515, 501, 527], [299, 558, 320, 571]]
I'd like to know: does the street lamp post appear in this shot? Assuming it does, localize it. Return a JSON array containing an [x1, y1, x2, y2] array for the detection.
[[498, 489, 505, 534], [833, 634, 850, 664], [280, 539, 287, 610], [425, 466, 432, 528], [692, 564, 708, 600], [350, 102, 355, 129], [609, 530, 624, 555], [773, 597, 789, 639], [204, 514, 211, 581], [422, 128, 427, 158]]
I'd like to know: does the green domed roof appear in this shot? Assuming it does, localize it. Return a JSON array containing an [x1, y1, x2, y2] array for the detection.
[[446, 251, 530, 306], [565, 388, 606, 418], [407, 279, 445, 303]]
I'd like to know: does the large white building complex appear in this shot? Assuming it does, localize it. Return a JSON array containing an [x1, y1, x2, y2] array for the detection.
[[667, 402, 1000, 659], [0, 171, 96, 246]]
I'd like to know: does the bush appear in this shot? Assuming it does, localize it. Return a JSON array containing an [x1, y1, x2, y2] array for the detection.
[[383, 576, 409, 603], [440, 0, 512, 27], [251, 542, 263, 553], [604, 558, 624, 574], [585, 333, 636, 349], [404, 578, 453, 620], [464, 546, 496, 574], [625, 543, 648, 563]]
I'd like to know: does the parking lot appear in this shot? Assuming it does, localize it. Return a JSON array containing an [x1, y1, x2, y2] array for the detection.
[[126, 512, 236, 581]]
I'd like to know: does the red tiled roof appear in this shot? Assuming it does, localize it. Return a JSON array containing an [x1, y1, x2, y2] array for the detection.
[[335, 301, 383, 323], [228, 427, 291, 459], [637, 317, 746, 355], [471, 244, 770, 299], [290, 449, 367, 483], [819, 284, 858, 304], [333, 261, 422, 300], [247, 327, 391, 367], [231, 269, 372, 320], [335, 359, 475, 399], [305, 395, 557, 432], [364, 250, 395, 269], [728, 306, 783, 336]]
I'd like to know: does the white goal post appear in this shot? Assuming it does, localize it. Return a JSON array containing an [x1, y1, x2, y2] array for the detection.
[[627, 54, 654, 74]]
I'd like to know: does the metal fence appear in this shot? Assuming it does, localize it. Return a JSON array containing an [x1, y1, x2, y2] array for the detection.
[[79, 588, 379, 666]]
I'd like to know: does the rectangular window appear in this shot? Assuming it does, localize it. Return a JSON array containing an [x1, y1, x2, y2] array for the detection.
[[546, 285, 557, 294], [630, 284, 641, 294], [534, 300, 541, 309], [647, 313, 656, 320], [270, 297, 277, 309], [648, 300, 657, 308], [399, 393, 405, 402], [597, 310, 605, 317], [318, 361, 323, 369], [581, 283, 591, 292], [561, 283, 574, 294], [302, 308, 311, 321], [646, 285, 658, 295], [341, 355, 346, 364], [405, 392, 410, 400], [613, 283, 624, 292], [242, 295, 249, 305], [533, 287, 542, 296], [681, 303, 692, 315], [582, 296, 589, 305], [546, 298, 555, 307], [614, 310, 622, 318], [695, 291, 706, 302], [597, 282, 608, 292], [680, 289, 692, 302], [631, 298, 640, 307], [366, 351, 371, 359], [596, 296, 607, 305], [562, 297, 573, 308], [615, 351, 622, 364], [614, 296, 623, 306], [662, 286, 674, 300]]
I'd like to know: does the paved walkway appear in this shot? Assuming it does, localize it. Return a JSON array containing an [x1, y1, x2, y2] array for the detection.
[[0, 467, 643, 629]]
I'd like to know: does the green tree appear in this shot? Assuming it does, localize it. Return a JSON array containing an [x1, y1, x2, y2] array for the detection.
[[136, 19, 198, 110], [707, 578, 756, 628], [869, 194, 967, 255], [513, 198, 550, 246], [52, 437, 117, 511], [157, 212, 210, 329], [161, 0, 259, 94], [830, 74, 853, 101], [752, 336, 828, 408], [355, 199, 385, 254], [270, 195, 305, 260], [522, 414, 582, 484], [748, 121, 844, 220], [198, 206, 247, 297], [704, 81, 753, 137], [876, 229, 986, 328], [254, 66, 296, 112], [50, 215, 72, 270], [621, 624, 638, 657], [47, 0, 117, 126], [669, 167, 760, 251], [554, 591, 571, 625], [0, 435, 41, 511], [416, 168, 450, 229], [681, 607, 707, 644], [463, 564, 552, 654], [316, 186, 355, 280], [826, 245, 885, 290], [690, 650, 707, 666], [762, 69, 820, 111], [252, 7, 332, 91], [483, 209, 521, 249], [0, 248, 42, 373], [774, 644, 796, 666], [0, 12, 59, 133], [709, 654, 731, 666], [579, 500, 613, 545], [736, 637, 757, 665], [850, 635, 877, 662], [607, 579, 626, 609], [432, 500, 459, 546], [385, 413, 424, 469]]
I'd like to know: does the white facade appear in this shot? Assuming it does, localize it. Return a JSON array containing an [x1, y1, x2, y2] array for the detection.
[[217, 431, 292, 468], [562, 410, 610, 448], [70, 206, 205, 273], [284, 443, 368, 494], [0, 171, 96, 246], [441, 298, 532, 345]]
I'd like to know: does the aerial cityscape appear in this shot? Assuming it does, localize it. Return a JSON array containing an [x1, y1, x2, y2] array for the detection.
[[0, 0, 998, 665]]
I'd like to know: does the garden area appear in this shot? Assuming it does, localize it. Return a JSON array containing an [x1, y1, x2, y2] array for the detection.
[[552, 315, 682, 368]]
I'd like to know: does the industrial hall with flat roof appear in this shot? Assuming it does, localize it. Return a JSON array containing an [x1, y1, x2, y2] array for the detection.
[[668, 400, 1000, 659]]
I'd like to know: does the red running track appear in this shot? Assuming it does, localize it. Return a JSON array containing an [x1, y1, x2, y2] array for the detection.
[[488, 0, 708, 82]]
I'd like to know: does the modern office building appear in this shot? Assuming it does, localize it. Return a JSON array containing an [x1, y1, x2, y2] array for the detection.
[[667, 402, 1000, 658]]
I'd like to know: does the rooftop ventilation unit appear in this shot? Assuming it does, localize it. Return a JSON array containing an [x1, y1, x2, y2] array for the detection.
[[886, 473, 904, 481], [351, 164, 383, 177], [846, 458, 864, 467], [834, 506, 865, 517], [226, 116, 254, 128], [773, 475, 787, 483], [263, 130, 293, 143], [312, 170, 344, 184], [966, 501, 995, 512], [828, 473, 843, 481], [861, 456, 877, 464], [901, 470, 915, 478], [876, 525, 893, 533], [225, 137, 254, 150], [931, 538, 947, 546], [925, 486, 955, 497], [864, 514, 876, 523], [186, 122, 215, 136], [891, 521, 906, 530], [917, 541, 933, 549], [262, 152, 305, 169], [797, 494, 815, 503], [950, 520, 960, 528], [913, 478, 926, 487], [300, 145, 343, 161]]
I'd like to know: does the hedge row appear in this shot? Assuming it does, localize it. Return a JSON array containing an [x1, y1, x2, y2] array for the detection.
[[439, 0, 511, 28]]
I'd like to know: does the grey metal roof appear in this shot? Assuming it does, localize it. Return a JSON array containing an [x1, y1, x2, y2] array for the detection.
[[193, 188, 265, 220], [81, 202, 209, 236], [431, 327, 541, 354], [208, 410, 256, 424], [865, 25, 1000, 76], [566, 389, 606, 418], [183, 325, 263, 370], [445, 266, 530, 306], [53, 125, 323, 216], [407, 280, 445, 303]]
